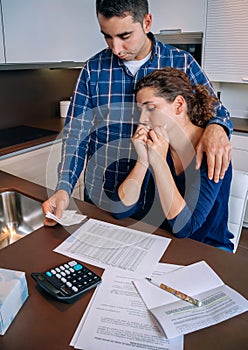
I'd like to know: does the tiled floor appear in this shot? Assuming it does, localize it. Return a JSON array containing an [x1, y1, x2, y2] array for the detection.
[[236, 227, 248, 257]]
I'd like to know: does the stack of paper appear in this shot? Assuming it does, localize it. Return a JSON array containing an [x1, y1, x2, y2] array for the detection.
[[52, 218, 248, 349], [133, 261, 248, 339], [71, 266, 184, 350]]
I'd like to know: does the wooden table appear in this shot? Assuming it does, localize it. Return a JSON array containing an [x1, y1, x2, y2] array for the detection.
[[0, 171, 247, 350]]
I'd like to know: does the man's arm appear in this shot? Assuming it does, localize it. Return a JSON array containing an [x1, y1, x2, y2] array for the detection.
[[42, 65, 92, 226], [56, 65, 92, 195], [196, 124, 232, 183]]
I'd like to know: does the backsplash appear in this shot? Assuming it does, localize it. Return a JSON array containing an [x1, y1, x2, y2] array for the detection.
[[212, 82, 248, 119], [0, 68, 81, 130], [0, 68, 247, 132]]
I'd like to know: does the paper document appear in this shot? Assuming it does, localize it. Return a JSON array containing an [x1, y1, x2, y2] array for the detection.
[[54, 218, 171, 276], [134, 261, 248, 338], [46, 210, 87, 226], [71, 266, 183, 350]]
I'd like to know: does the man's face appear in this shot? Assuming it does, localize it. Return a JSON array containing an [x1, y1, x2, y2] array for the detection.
[[98, 13, 152, 61]]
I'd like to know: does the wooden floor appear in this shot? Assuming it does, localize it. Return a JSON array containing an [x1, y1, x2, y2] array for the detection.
[[236, 227, 248, 257]]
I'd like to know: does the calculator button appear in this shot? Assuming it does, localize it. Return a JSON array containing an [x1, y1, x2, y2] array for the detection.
[[61, 277, 67, 283], [46, 271, 52, 277], [73, 263, 83, 271], [56, 273, 61, 279], [68, 261, 77, 267], [69, 268, 74, 273], [65, 270, 70, 275], [60, 265, 65, 270], [72, 286, 78, 293], [64, 264, 69, 269], [66, 281, 72, 287]]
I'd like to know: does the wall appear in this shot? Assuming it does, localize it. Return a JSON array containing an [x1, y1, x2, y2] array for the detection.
[[0, 68, 80, 129], [149, 0, 247, 121]]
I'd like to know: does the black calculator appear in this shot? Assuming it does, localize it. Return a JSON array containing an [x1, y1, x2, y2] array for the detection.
[[31, 260, 102, 303]]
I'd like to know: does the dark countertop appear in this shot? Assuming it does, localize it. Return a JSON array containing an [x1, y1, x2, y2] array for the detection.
[[0, 170, 247, 350], [231, 117, 248, 133], [0, 118, 65, 157], [0, 116, 247, 158]]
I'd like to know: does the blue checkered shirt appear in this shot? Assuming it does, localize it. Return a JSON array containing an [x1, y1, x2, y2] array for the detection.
[[56, 33, 232, 211]]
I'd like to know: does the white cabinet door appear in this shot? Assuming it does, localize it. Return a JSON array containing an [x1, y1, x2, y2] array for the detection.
[[150, 0, 205, 33], [203, 0, 248, 83], [1, 0, 105, 63], [0, 4, 5, 63]]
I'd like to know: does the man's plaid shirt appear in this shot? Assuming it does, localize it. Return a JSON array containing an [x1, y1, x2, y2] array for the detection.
[[56, 33, 232, 210]]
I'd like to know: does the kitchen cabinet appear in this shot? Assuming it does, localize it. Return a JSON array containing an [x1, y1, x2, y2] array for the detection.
[[0, 3, 5, 63], [231, 132, 248, 227], [203, 0, 248, 83], [1, 0, 105, 63], [231, 132, 248, 173], [150, 0, 205, 33], [0, 142, 84, 200]]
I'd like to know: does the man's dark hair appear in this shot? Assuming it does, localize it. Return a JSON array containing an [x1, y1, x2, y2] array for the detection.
[[96, 0, 149, 24]]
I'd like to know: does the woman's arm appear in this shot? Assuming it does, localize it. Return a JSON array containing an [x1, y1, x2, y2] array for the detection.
[[147, 128, 186, 220], [118, 125, 149, 206]]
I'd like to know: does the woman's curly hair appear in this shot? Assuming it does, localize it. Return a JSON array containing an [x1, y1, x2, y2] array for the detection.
[[135, 67, 219, 127]]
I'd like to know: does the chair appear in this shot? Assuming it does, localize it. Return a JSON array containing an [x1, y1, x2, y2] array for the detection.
[[228, 169, 248, 253]]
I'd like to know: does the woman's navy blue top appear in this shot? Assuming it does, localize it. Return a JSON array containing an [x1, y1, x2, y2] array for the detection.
[[111, 153, 234, 252]]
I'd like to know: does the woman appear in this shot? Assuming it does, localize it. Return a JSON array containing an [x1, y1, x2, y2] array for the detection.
[[112, 67, 234, 252]]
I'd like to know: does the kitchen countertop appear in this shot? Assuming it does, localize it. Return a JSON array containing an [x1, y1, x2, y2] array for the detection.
[[0, 170, 247, 350], [232, 117, 248, 133], [0, 116, 247, 158], [0, 118, 65, 157]]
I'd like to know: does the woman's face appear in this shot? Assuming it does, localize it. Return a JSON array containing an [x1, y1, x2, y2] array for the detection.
[[136, 87, 175, 129]]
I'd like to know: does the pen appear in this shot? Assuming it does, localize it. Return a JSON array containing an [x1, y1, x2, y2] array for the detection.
[[145, 277, 202, 307]]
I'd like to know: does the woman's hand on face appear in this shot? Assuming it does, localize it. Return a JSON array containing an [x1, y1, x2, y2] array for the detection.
[[132, 125, 149, 165], [147, 126, 169, 168]]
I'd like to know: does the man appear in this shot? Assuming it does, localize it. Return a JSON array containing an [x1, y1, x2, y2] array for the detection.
[[43, 0, 232, 226]]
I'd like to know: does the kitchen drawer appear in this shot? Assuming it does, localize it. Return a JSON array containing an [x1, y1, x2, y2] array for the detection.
[[230, 132, 248, 227], [0, 142, 84, 200], [231, 133, 248, 172], [232, 149, 248, 172], [231, 132, 248, 150]]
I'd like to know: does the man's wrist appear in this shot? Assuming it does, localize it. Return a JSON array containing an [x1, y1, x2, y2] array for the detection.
[[207, 117, 233, 138]]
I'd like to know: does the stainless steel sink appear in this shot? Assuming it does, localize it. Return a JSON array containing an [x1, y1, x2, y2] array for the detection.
[[0, 191, 43, 249]]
